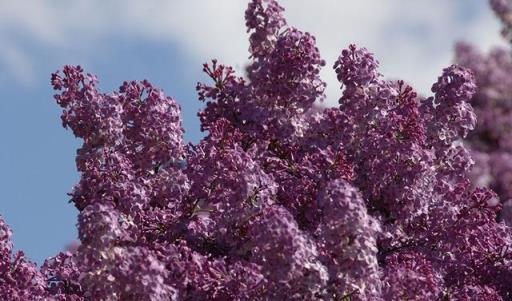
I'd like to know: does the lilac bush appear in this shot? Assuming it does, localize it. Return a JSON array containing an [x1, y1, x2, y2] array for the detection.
[[1, 0, 512, 300]]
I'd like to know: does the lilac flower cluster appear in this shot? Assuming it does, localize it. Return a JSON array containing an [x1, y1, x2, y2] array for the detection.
[[1, 0, 512, 300]]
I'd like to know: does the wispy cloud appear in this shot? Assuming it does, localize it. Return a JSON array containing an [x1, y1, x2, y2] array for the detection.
[[0, 44, 34, 86], [0, 0, 506, 102]]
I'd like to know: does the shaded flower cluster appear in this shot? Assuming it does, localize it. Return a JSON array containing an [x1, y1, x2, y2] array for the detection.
[[491, 0, 512, 41], [456, 0, 512, 232], [1, 0, 512, 300]]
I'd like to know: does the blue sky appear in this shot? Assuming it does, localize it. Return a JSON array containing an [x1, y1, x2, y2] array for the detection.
[[0, 0, 506, 264]]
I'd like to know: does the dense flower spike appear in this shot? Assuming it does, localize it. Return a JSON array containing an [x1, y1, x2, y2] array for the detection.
[[333, 44, 380, 87], [249, 206, 328, 300], [198, 0, 326, 141], [1, 0, 512, 299], [428, 64, 477, 144], [315, 180, 381, 300], [245, 0, 287, 58]]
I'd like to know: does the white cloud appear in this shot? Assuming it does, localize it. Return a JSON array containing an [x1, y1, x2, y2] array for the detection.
[[0, 0, 507, 103], [0, 44, 35, 86]]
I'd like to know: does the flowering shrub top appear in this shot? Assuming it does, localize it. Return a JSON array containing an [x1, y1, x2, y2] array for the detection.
[[1, 0, 512, 300]]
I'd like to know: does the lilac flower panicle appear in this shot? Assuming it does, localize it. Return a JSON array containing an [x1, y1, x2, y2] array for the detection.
[[334, 44, 381, 88]]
